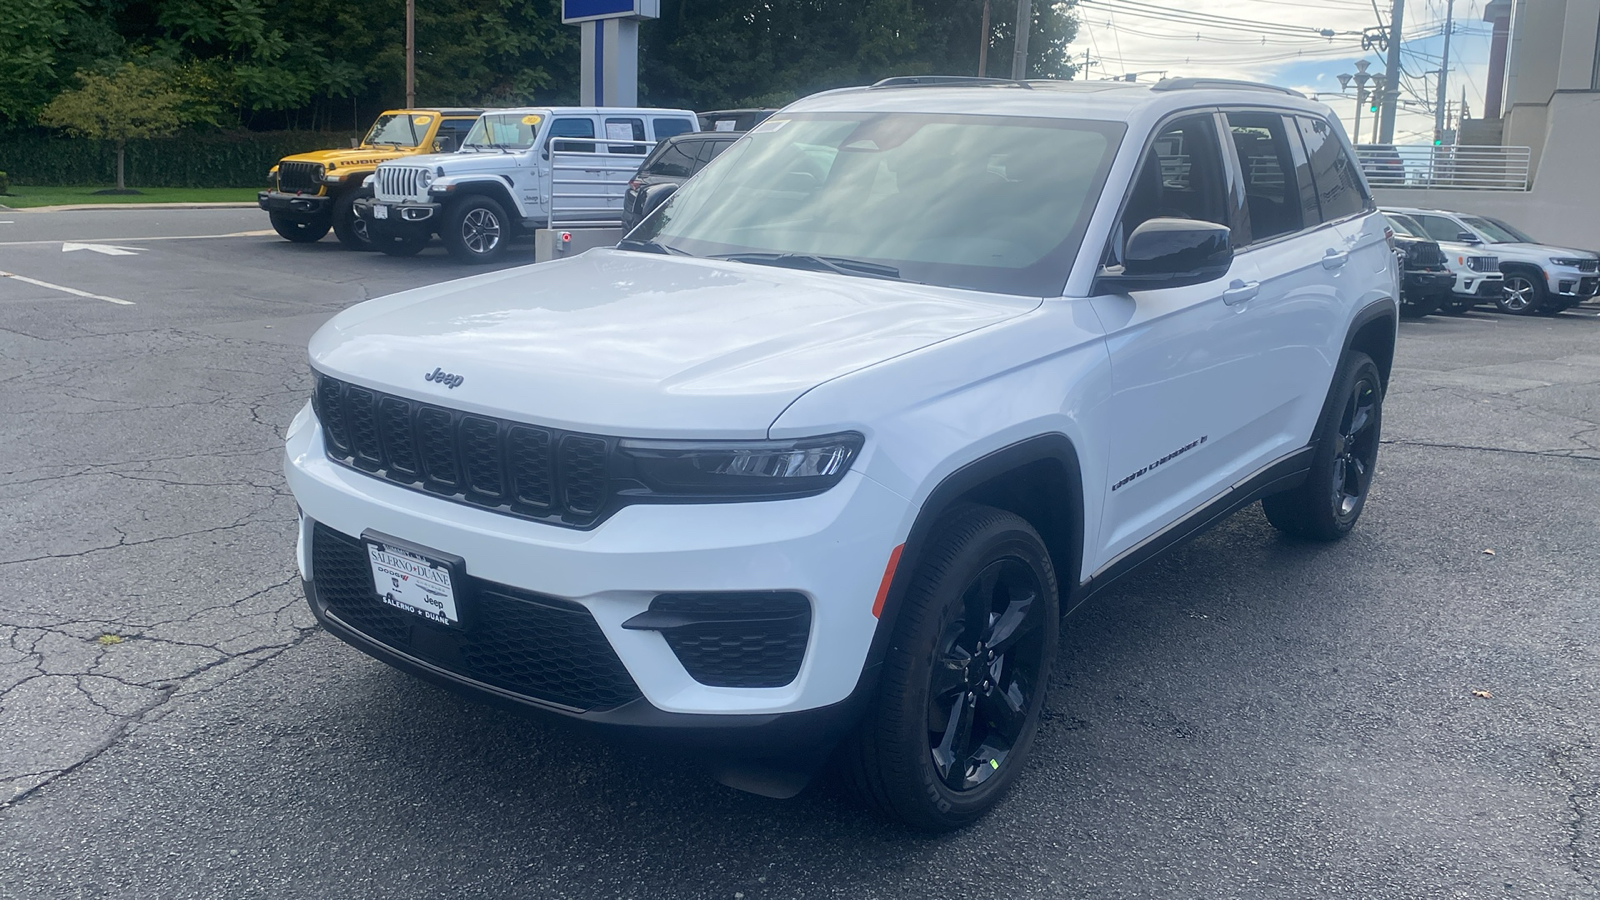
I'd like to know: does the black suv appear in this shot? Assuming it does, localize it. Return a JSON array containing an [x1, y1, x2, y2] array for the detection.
[[1384, 212, 1454, 317], [621, 132, 740, 231]]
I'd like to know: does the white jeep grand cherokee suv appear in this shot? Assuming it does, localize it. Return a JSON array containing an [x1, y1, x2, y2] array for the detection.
[[285, 76, 1398, 830]]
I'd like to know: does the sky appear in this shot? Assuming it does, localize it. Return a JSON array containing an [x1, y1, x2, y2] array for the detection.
[[1069, 0, 1498, 145]]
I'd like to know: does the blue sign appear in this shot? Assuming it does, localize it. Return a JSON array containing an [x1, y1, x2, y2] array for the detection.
[[562, 0, 658, 23]]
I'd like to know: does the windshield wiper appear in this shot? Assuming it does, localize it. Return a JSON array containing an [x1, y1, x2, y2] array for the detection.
[[710, 253, 901, 280], [617, 238, 694, 256]]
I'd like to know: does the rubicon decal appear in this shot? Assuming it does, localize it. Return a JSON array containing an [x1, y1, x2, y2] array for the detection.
[[424, 367, 464, 389], [1112, 435, 1208, 492]]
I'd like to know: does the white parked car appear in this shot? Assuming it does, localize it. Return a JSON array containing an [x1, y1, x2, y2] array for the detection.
[[286, 76, 1398, 830], [1383, 209, 1502, 314], [356, 106, 699, 262], [1387, 206, 1599, 315]]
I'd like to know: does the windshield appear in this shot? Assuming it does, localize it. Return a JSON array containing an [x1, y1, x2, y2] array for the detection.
[[1384, 214, 1424, 238], [1464, 216, 1536, 244], [463, 113, 544, 150], [629, 112, 1125, 296], [364, 113, 435, 148]]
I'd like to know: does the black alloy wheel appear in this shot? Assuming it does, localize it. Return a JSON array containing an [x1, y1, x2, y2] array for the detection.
[[1497, 273, 1543, 315], [926, 557, 1049, 793], [1263, 352, 1384, 541], [844, 505, 1058, 831]]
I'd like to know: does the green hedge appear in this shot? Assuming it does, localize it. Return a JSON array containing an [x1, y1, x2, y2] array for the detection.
[[0, 130, 363, 188]]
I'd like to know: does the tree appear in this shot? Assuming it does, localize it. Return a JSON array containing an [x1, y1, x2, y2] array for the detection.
[[40, 63, 187, 191]]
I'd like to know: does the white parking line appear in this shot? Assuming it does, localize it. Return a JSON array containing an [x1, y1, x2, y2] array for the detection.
[[0, 229, 273, 247], [0, 270, 133, 305]]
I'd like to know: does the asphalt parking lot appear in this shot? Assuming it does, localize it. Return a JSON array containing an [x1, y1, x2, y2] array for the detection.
[[1, 206, 1597, 898]]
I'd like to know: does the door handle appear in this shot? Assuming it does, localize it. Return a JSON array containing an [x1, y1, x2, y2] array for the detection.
[[1322, 249, 1350, 269], [1222, 279, 1260, 306]]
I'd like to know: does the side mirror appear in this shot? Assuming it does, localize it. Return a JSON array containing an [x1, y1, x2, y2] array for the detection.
[[641, 183, 679, 219], [1456, 231, 1481, 243], [1096, 218, 1233, 293]]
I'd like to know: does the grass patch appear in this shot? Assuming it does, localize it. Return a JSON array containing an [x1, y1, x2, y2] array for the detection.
[[0, 186, 260, 209]]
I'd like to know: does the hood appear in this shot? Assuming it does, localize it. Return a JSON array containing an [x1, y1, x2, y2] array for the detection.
[[309, 249, 1037, 438], [1491, 242, 1597, 258], [281, 147, 414, 168]]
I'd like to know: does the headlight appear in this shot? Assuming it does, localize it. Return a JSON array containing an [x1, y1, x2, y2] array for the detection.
[[417, 169, 435, 189], [617, 433, 864, 498], [1550, 257, 1589, 267]]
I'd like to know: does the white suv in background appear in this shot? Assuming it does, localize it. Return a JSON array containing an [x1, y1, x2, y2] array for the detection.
[[285, 76, 1398, 830], [1390, 206, 1600, 315]]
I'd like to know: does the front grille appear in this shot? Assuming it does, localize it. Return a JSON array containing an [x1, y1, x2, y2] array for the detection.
[[1576, 259, 1599, 274], [1467, 256, 1498, 273], [278, 161, 323, 193], [1406, 242, 1445, 267], [651, 593, 811, 688], [310, 523, 642, 711], [376, 166, 428, 201], [313, 373, 610, 528]]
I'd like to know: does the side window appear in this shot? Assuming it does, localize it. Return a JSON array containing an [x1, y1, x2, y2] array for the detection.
[[605, 117, 647, 154], [652, 117, 696, 141], [1116, 114, 1229, 259], [549, 118, 596, 153], [695, 139, 735, 169], [434, 119, 474, 153], [1414, 214, 1467, 243], [646, 139, 700, 178], [1226, 112, 1304, 242], [1294, 116, 1368, 222]]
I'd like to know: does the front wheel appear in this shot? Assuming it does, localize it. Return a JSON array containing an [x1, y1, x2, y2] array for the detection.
[[331, 191, 374, 251], [441, 195, 510, 264], [1497, 272, 1544, 315], [1262, 352, 1383, 541], [844, 505, 1058, 831], [269, 211, 330, 243]]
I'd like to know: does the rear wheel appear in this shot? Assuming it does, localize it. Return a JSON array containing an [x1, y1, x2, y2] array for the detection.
[[331, 191, 374, 251], [1263, 352, 1383, 541], [845, 505, 1058, 832], [270, 212, 330, 243], [441, 195, 510, 264], [1497, 272, 1544, 315]]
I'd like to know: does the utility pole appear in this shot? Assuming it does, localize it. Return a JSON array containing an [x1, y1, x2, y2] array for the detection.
[[1378, 0, 1404, 143], [405, 0, 415, 107], [1433, 0, 1454, 143], [978, 0, 991, 76], [1010, 0, 1033, 80]]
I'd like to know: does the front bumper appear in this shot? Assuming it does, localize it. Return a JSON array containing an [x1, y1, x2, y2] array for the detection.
[[284, 402, 907, 723], [1402, 269, 1454, 298], [258, 191, 332, 218], [1451, 272, 1503, 298], [1544, 266, 1600, 299]]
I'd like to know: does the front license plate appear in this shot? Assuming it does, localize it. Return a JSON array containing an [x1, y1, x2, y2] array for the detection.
[[366, 539, 459, 625], [372, 204, 389, 220]]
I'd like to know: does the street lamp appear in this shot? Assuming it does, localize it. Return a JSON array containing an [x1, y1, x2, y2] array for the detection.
[[1336, 61, 1388, 146]]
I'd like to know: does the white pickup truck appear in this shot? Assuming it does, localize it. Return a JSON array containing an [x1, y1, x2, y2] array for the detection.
[[356, 106, 699, 262]]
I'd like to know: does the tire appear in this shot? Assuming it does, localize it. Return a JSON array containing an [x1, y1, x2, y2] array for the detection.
[[844, 505, 1059, 832], [1497, 271, 1544, 315], [270, 211, 330, 243], [1262, 352, 1383, 541], [441, 195, 510, 264], [374, 231, 428, 257], [331, 191, 374, 251]]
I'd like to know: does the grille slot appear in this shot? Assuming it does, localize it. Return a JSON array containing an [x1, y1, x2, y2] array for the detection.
[[376, 166, 426, 200], [277, 161, 323, 193], [311, 523, 641, 711], [647, 593, 812, 688], [314, 373, 611, 527], [1577, 259, 1599, 274]]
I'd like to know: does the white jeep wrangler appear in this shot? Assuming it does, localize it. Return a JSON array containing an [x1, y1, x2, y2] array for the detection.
[[287, 77, 1399, 830], [356, 106, 699, 262]]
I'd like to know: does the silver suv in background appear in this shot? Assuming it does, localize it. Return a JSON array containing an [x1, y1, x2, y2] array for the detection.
[[1388, 207, 1599, 315]]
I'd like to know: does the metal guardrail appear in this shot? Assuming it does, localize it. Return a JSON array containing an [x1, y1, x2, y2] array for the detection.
[[549, 140, 654, 230], [1356, 145, 1532, 191]]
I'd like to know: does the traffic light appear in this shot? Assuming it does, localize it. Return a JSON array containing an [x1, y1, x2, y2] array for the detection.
[[1368, 90, 1381, 113]]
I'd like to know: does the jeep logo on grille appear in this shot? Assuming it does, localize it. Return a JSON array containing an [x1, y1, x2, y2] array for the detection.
[[425, 367, 464, 389]]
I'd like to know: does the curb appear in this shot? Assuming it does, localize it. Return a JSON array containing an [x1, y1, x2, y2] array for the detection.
[[0, 202, 259, 212]]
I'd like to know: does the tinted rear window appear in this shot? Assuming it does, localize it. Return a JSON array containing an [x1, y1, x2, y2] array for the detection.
[[644, 139, 703, 178]]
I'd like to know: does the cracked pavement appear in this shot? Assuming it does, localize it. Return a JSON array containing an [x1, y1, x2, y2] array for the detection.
[[0, 209, 1597, 898]]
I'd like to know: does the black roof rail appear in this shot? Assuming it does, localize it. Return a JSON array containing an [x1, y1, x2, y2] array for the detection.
[[870, 75, 1032, 90], [1149, 78, 1304, 97]]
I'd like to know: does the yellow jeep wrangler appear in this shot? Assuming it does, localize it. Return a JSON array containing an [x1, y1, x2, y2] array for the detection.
[[259, 109, 483, 249]]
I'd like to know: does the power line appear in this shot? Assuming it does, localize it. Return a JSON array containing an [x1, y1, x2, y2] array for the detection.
[[1077, 0, 1356, 38]]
